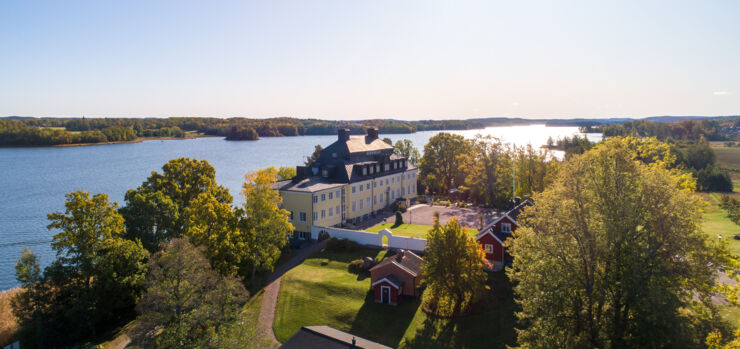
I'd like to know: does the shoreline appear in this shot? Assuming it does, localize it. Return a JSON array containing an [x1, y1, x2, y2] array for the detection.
[[0, 134, 218, 149]]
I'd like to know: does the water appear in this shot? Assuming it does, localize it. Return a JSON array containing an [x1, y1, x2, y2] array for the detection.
[[0, 125, 600, 290]]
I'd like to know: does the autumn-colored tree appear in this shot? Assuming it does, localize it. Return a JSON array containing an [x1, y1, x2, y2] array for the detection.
[[513, 144, 559, 198], [277, 165, 297, 180], [184, 193, 240, 276], [422, 217, 486, 317], [508, 139, 735, 348], [240, 167, 293, 281]]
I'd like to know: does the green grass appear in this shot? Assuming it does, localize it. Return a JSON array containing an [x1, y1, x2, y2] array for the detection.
[[367, 223, 478, 239], [273, 248, 516, 348], [712, 145, 740, 180], [701, 193, 740, 256]]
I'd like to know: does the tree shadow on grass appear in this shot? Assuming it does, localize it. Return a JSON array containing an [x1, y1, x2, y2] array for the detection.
[[349, 292, 421, 348]]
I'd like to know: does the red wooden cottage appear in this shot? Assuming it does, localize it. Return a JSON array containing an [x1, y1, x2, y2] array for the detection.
[[476, 200, 534, 271], [369, 250, 424, 306]]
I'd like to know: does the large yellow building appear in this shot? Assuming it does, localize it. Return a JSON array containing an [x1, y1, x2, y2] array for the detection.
[[275, 128, 418, 240]]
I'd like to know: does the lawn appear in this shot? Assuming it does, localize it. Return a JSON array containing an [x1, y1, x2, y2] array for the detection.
[[713, 146, 740, 179], [273, 248, 516, 348], [367, 223, 479, 239], [701, 193, 740, 256]]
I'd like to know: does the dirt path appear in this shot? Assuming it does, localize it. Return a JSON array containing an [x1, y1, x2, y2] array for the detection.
[[257, 240, 327, 346]]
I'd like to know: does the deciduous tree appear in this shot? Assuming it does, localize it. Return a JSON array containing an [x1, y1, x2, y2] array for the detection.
[[422, 217, 486, 317], [508, 140, 734, 348], [420, 133, 471, 194], [120, 158, 232, 251]]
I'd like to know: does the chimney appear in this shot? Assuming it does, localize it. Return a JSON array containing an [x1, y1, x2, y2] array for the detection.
[[396, 249, 405, 262], [366, 127, 379, 140], [338, 128, 351, 142]]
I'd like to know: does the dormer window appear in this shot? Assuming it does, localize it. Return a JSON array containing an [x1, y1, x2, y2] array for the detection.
[[362, 167, 367, 176], [384, 163, 390, 171], [375, 164, 379, 172], [369, 166, 374, 174], [322, 169, 328, 177], [332, 152, 337, 158]]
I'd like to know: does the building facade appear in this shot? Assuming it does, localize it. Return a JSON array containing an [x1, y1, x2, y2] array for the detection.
[[275, 128, 418, 240]]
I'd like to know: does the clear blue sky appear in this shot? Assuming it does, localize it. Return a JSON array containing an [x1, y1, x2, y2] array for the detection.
[[1, 0, 738, 120]]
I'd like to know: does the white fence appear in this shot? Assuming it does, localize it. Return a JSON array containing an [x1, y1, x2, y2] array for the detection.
[[312, 226, 427, 252]]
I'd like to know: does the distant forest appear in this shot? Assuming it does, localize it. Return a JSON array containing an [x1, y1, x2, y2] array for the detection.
[[0, 117, 484, 146], [1, 115, 739, 147]]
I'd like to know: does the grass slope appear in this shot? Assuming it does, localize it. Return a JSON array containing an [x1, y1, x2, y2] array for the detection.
[[273, 248, 516, 348], [367, 223, 479, 239]]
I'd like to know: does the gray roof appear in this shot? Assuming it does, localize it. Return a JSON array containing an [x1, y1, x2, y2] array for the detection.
[[276, 177, 345, 193], [345, 136, 394, 153], [280, 326, 392, 349], [370, 250, 424, 277]]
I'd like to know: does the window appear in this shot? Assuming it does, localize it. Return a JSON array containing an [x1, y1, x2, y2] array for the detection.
[[298, 231, 311, 239], [336, 190, 341, 198], [391, 191, 395, 200], [362, 167, 367, 175], [321, 210, 326, 219], [386, 179, 389, 185], [401, 187, 405, 196], [375, 165, 379, 172], [373, 195, 377, 204], [329, 207, 333, 216], [289, 211, 294, 221], [379, 196, 384, 203], [369, 166, 374, 174], [485, 244, 494, 254], [359, 199, 364, 209], [385, 164, 390, 171], [502, 223, 512, 233], [379, 180, 383, 187], [313, 212, 318, 221], [299, 212, 307, 222], [360, 185, 364, 192], [322, 169, 328, 177], [321, 194, 326, 202], [332, 152, 337, 158], [366, 197, 370, 207], [313, 196, 318, 203], [392, 177, 395, 184], [352, 201, 356, 212], [408, 185, 411, 194], [366, 183, 370, 190], [329, 192, 333, 200], [352, 186, 356, 193], [373, 181, 377, 188], [336, 205, 340, 215]]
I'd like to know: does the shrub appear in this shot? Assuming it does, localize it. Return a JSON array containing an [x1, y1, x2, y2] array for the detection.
[[326, 237, 360, 252], [395, 211, 404, 225], [348, 259, 364, 274], [317, 230, 330, 242]]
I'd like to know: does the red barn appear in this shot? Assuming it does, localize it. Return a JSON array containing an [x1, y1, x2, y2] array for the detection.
[[476, 200, 533, 271], [369, 250, 424, 306]]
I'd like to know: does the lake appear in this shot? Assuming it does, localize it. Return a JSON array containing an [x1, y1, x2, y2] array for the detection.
[[0, 124, 600, 290]]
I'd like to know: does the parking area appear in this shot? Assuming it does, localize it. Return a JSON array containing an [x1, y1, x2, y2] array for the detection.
[[355, 204, 500, 231]]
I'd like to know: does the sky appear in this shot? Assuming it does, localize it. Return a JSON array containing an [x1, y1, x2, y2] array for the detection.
[[0, 0, 739, 120]]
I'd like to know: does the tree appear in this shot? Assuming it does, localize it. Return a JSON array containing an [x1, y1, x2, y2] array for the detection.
[[184, 193, 240, 276], [277, 166, 297, 180], [395, 211, 404, 225], [508, 140, 734, 348], [462, 136, 513, 207], [393, 139, 421, 165], [137, 238, 249, 348], [120, 158, 233, 251], [13, 191, 148, 347], [304, 144, 323, 166], [420, 133, 471, 194], [422, 217, 486, 317], [240, 167, 293, 281], [514, 144, 559, 198]]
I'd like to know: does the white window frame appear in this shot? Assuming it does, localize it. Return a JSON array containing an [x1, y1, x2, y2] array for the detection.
[[502, 222, 512, 233], [313, 196, 318, 203], [329, 207, 334, 216], [321, 194, 326, 202], [299, 212, 307, 222], [329, 192, 333, 200], [313, 212, 318, 222], [485, 244, 494, 254]]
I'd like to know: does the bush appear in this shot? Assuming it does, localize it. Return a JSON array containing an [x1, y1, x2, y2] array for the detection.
[[695, 166, 733, 192], [395, 211, 404, 225], [348, 259, 364, 274], [326, 237, 360, 252], [317, 230, 330, 242]]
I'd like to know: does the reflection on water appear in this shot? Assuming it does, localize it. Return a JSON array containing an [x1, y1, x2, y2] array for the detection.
[[0, 124, 599, 290]]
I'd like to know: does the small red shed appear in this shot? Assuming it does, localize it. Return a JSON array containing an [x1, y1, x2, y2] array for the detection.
[[369, 250, 424, 306]]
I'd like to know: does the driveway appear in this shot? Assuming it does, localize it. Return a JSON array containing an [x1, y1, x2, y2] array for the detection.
[[403, 205, 500, 230]]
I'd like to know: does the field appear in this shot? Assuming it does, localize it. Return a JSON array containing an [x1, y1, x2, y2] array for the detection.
[[367, 223, 478, 239], [273, 248, 516, 348]]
